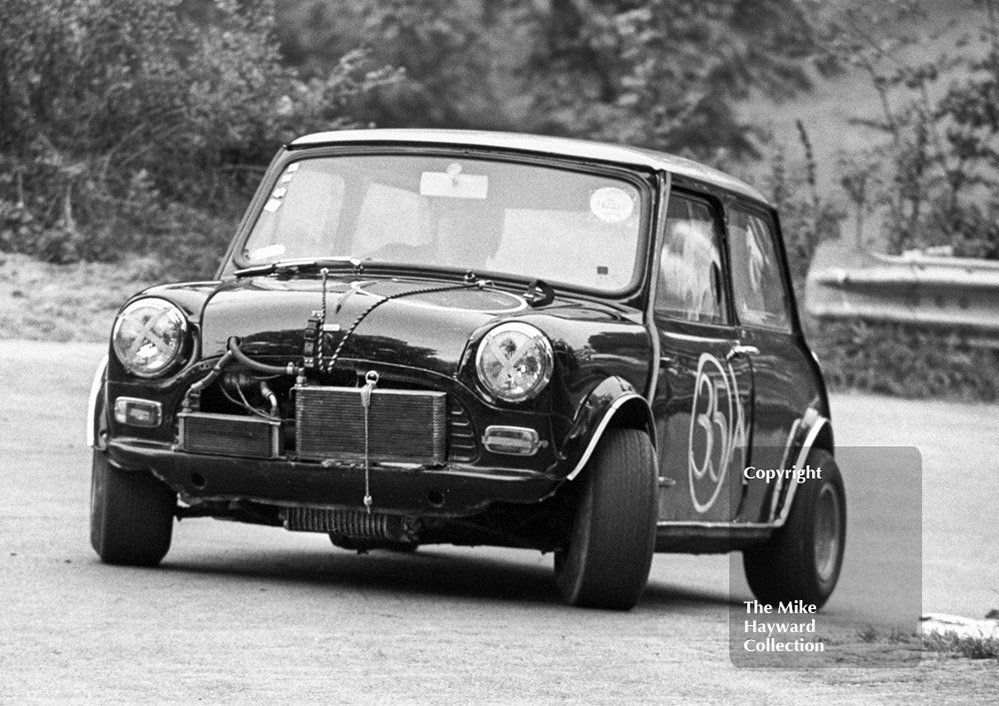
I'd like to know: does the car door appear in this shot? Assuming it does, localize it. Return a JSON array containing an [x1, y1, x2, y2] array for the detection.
[[652, 191, 754, 523], [725, 202, 821, 522]]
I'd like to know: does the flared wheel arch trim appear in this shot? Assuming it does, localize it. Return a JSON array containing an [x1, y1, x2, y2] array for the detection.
[[565, 392, 657, 481], [770, 414, 832, 528], [86, 355, 109, 449]]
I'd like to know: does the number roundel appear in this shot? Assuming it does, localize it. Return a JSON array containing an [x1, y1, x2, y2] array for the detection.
[[687, 352, 747, 513]]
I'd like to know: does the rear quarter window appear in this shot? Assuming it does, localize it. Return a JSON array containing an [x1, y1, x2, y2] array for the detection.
[[727, 207, 792, 332]]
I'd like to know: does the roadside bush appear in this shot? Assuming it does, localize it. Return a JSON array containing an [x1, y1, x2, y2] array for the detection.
[[0, 0, 397, 278], [810, 320, 999, 401], [922, 631, 999, 660], [761, 121, 844, 295]]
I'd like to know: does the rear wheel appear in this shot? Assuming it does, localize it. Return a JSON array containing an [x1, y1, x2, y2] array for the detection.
[[554, 428, 658, 610], [742, 448, 846, 609], [90, 449, 176, 566]]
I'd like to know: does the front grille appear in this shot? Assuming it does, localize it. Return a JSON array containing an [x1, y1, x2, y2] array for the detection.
[[177, 412, 282, 459], [448, 404, 477, 462], [295, 385, 446, 465]]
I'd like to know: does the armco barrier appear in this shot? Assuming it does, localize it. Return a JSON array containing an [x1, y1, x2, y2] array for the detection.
[[804, 241, 999, 339]]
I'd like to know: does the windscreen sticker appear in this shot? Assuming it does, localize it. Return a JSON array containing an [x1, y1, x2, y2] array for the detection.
[[263, 198, 282, 213], [271, 186, 288, 199], [279, 172, 295, 184], [590, 187, 635, 224], [248, 243, 286, 260], [286, 162, 301, 173]]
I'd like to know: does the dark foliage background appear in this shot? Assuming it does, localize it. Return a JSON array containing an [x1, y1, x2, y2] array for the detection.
[[0, 0, 827, 278], [2, 0, 998, 397], [276, 0, 818, 158], [0, 0, 399, 275]]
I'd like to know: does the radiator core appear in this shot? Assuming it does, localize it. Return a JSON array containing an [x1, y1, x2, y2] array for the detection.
[[294, 385, 447, 465], [177, 412, 282, 459]]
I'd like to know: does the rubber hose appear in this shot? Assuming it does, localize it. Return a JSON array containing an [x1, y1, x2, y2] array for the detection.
[[227, 337, 293, 375]]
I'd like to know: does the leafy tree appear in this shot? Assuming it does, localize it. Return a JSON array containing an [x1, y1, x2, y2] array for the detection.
[[274, 0, 825, 160], [0, 0, 396, 271], [275, 0, 532, 131], [523, 0, 819, 159], [815, 0, 999, 258]]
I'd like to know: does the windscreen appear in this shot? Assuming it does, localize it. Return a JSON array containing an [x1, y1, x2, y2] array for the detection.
[[240, 154, 647, 292]]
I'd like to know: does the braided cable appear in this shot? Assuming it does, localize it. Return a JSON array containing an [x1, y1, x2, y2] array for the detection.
[[322, 280, 481, 374]]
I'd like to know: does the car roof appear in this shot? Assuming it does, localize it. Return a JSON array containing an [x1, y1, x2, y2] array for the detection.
[[289, 128, 769, 204]]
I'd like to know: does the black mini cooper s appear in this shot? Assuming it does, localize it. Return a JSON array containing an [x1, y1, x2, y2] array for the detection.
[[88, 129, 845, 611]]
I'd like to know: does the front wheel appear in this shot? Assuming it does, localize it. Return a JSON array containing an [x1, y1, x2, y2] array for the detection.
[[90, 449, 176, 566], [554, 427, 659, 610], [742, 448, 846, 609]]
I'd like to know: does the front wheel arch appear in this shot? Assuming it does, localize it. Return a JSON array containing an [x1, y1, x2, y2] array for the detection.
[[563, 380, 656, 482], [86, 356, 109, 450]]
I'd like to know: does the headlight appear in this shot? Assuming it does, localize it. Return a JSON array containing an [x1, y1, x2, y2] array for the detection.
[[475, 322, 553, 402], [112, 298, 188, 378]]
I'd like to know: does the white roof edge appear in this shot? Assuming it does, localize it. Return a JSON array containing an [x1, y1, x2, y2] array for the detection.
[[289, 128, 769, 204]]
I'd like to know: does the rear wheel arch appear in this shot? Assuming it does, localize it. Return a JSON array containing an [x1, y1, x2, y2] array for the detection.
[[744, 446, 846, 609], [811, 419, 834, 455]]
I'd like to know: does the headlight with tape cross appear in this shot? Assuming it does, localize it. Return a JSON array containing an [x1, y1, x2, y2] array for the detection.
[[475, 322, 553, 402], [112, 298, 188, 378]]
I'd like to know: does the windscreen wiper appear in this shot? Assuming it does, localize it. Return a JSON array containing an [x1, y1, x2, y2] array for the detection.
[[235, 256, 364, 278]]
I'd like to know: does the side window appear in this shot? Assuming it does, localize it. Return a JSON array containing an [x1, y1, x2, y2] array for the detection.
[[655, 194, 727, 324], [728, 207, 792, 331]]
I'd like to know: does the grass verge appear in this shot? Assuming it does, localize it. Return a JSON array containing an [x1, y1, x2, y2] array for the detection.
[[922, 633, 999, 661], [0, 253, 161, 342]]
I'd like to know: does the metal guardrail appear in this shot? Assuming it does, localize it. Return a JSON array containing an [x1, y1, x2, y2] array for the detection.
[[805, 241, 999, 341]]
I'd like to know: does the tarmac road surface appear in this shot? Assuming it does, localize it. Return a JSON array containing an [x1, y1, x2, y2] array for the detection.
[[1, 341, 996, 705]]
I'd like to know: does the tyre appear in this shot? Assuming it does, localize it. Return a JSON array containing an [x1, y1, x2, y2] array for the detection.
[[742, 448, 846, 609], [90, 449, 176, 566], [554, 427, 659, 610]]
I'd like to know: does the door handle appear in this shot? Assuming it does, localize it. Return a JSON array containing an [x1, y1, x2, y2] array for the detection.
[[726, 344, 759, 362]]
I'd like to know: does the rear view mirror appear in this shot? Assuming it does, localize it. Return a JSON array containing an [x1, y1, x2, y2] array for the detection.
[[420, 163, 488, 199]]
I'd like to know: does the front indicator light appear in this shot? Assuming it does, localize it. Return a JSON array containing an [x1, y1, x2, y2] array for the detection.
[[482, 426, 543, 456], [114, 397, 163, 428], [475, 322, 553, 402], [112, 298, 188, 378]]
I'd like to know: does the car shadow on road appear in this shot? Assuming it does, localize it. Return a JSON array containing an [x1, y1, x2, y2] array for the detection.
[[152, 544, 737, 612]]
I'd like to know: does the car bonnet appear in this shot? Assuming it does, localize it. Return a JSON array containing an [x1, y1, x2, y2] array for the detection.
[[198, 275, 531, 379]]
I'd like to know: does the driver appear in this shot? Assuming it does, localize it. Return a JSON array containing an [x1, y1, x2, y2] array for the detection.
[[432, 199, 504, 271]]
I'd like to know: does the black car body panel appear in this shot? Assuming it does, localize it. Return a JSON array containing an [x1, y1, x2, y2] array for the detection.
[[103, 272, 658, 514], [91, 130, 841, 609]]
